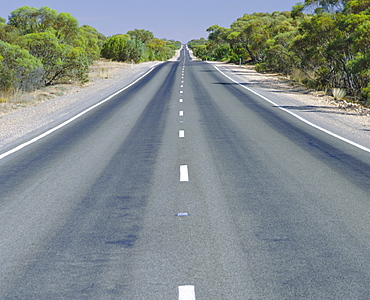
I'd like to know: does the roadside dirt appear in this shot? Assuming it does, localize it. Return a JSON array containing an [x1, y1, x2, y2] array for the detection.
[[0, 59, 163, 148]]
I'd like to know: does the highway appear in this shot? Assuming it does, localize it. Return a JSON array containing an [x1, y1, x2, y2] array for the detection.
[[1, 47, 370, 299]]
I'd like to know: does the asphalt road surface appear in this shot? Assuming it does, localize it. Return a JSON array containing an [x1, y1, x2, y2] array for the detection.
[[1, 47, 370, 299]]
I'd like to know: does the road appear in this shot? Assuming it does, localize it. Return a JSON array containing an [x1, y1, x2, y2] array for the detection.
[[1, 47, 370, 299]]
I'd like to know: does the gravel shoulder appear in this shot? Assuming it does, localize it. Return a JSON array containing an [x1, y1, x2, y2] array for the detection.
[[211, 62, 370, 150], [0, 60, 165, 152]]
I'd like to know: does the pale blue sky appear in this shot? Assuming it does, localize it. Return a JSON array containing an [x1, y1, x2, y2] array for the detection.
[[1, 0, 299, 43]]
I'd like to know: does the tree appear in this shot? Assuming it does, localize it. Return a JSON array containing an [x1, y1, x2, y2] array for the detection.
[[343, 0, 370, 14], [20, 31, 88, 85], [8, 6, 80, 42], [127, 29, 154, 44], [101, 34, 130, 61], [8, 6, 41, 35], [75, 25, 105, 62], [228, 13, 274, 63], [303, 0, 345, 13], [146, 38, 176, 61], [187, 38, 208, 48], [124, 38, 146, 62], [101, 31, 178, 63], [0, 41, 44, 91], [53, 12, 79, 44]]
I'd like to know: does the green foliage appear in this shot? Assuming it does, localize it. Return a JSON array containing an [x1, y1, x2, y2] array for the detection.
[[146, 38, 176, 61], [8, 6, 80, 42], [192, 2, 370, 103], [344, 0, 370, 14], [127, 29, 154, 44], [167, 39, 182, 49], [1, 6, 105, 90], [187, 38, 208, 49], [1, 6, 180, 94], [8, 6, 43, 35], [0, 41, 44, 91], [124, 38, 146, 63], [101, 30, 180, 63], [303, 0, 345, 13], [192, 44, 209, 60], [101, 34, 130, 61], [76, 25, 105, 62], [19, 31, 89, 85]]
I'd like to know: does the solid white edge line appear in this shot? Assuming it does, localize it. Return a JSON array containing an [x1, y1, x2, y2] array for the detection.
[[180, 165, 189, 182], [0, 66, 159, 160], [179, 285, 195, 300], [212, 64, 370, 154]]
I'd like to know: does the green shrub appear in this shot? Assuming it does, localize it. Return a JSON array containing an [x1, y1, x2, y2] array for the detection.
[[0, 41, 44, 91]]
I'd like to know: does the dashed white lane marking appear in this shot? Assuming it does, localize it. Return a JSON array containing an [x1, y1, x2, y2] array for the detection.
[[179, 99, 183, 103], [179, 285, 195, 300], [213, 64, 370, 154], [0, 66, 158, 160], [180, 165, 189, 182], [179, 111, 184, 117], [180, 91, 184, 94], [179, 130, 185, 138], [181, 85, 184, 87]]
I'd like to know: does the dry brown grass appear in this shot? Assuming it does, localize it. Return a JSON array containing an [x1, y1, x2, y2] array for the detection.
[[289, 68, 316, 85], [0, 59, 131, 116], [88, 59, 130, 81], [332, 88, 346, 100]]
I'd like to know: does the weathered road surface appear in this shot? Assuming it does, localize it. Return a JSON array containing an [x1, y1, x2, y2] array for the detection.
[[1, 47, 370, 299]]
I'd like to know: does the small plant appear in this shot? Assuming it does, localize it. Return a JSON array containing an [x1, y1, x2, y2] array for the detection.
[[332, 88, 346, 100], [100, 68, 110, 79]]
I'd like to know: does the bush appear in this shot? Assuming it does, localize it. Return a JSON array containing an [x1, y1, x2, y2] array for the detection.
[[20, 31, 89, 85], [0, 41, 44, 91], [101, 34, 130, 61]]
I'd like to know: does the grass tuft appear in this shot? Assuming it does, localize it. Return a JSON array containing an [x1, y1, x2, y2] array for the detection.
[[332, 88, 346, 100]]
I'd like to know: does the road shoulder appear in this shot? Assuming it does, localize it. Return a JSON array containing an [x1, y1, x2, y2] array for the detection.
[[211, 62, 370, 149], [0, 61, 163, 151]]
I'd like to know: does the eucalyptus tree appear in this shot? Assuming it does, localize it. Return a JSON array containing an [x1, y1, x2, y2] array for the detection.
[[4, 6, 103, 87], [0, 41, 44, 91]]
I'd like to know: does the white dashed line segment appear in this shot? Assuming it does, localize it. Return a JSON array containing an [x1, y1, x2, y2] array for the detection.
[[179, 130, 185, 138], [179, 285, 195, 300], [180, 165, 189, 182]]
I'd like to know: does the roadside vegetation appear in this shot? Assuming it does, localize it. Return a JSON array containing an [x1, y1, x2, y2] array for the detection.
[[0, 6, 181, 103], [188, 0, 370, 105]]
